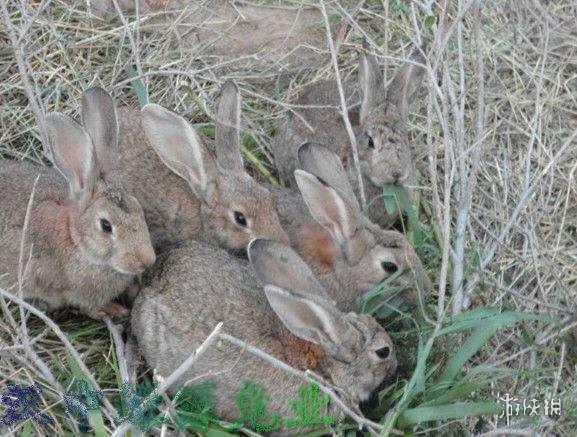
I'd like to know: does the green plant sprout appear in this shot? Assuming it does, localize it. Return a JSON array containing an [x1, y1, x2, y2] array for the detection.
[[284, 382, 334, 428], [233, 379, 282, 433]]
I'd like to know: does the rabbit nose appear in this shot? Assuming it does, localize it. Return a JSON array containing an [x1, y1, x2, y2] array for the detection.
[[392, 170, 402, 183], [139, 246, 156, 269]]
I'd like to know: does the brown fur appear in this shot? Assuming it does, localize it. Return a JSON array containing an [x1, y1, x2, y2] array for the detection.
[[267, 146, 431, 312], [132, 239, 396, 423], [72, 0, 327, 73], [0, 113, 155, 319], [115, 82, 289, 252], [272, 46, 427, 227]]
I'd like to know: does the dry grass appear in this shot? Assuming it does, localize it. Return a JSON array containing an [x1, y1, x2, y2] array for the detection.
[[1, 0, 576, 435]]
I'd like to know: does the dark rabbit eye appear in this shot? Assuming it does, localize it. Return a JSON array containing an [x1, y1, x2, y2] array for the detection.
[[366, 134, 375, 149], [100, 218, 113, 234], [234, 211, 247, 227], [376, 346, 390, 359], [381, 261, 398, 273]]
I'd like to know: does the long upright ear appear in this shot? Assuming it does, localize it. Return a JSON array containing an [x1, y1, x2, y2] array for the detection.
[[294, 169, 359, 245], [214, 81, 244, 172], [45, 112, 95, 196], [359, 42, 385, 125], [141, 104, 216, 199], [297, 142, 360, 210], [263, 285, 351, 357], [248, 239, 331, 301], [81, 87, 119, 175], [385, 46, 426, 120]]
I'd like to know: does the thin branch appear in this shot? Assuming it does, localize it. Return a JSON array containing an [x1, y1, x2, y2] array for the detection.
[[318, 0, 366, 207], [0, 287, 118, 418], [0, 1, 47, 143], [111, 322, 223, 437], [219, 333, 399, 435]]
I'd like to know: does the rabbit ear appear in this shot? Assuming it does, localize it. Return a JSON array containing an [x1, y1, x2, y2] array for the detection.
[[248, 239, 331, 300], [81, 87, 119, 175], [141, 104, 216, 200], [214, 81, 244, 172], [297, 142, 360, 210], [385, 48, 426, 120], [359, 43, 385, 125], [45, 112, 95, 196], [294, 169, 359, 245], [263, 284, 350, 357]]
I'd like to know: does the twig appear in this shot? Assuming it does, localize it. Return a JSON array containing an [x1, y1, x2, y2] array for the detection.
[[103, 316, 129, 383], [111, 322, 223, 437], [318, 0, 366, 207], [0, 287, 118, 418], [0, 1, 47, 143], [219, 333, 397, 435]]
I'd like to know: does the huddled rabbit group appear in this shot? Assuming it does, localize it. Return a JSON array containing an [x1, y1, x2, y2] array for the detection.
[[0, 44, 429, 423]]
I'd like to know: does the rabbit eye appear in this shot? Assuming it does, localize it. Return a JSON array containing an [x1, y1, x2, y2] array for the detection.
[[365, 134, 375, 149], [233, 211, 247, 227], [376, 346, 390, 359], [381, 261, 398, 273], [100, 218, 113, 234]]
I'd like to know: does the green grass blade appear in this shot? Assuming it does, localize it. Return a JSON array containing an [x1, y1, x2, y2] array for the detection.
[[21, 420, 33, 437], [124, 64, 148, 107], [397, 402, 503, 426], [66, 352, 107, 437], [438, 324, 500, 383]]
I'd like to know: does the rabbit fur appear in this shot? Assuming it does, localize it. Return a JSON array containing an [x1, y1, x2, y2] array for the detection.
[[0, 88, 155, 319], [269, 142, 430, 311], [131, 235, 396, 424], [115, 81, 289, 253], [272, 44, 427, 227]]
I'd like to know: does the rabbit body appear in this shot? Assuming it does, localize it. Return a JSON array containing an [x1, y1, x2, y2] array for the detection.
[[272, 47, 426, 227], [132, 245, 315, 419], [132, 238, 397, 423], [115, 82, 289, 252], [0, 88, 156, 318], [0, 162, 133, 313], [267, 144, 430, 311]]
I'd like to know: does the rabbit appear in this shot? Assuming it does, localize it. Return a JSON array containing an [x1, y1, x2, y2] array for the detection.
[[115, 81, 289, 253], [131, 237, 396, 426], [0, 88, 155, 319], [268, 142, 431, 312], [272, 43, 427, 227]]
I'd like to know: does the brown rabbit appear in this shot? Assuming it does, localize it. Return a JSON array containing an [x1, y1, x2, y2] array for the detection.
[[0, 88, 155, 319], [131, 237, 396, 425], [272, 44, 426, 227], [270, 143, 430, 312], [116, 81, 289, 252]]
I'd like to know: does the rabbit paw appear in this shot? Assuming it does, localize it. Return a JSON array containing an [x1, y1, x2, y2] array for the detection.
[[84, 302, 129, 320]]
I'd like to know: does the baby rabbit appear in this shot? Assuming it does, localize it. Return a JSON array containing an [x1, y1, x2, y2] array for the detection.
[[271, 142, 430, 311], [272, 44, 426, 227], [116, 81, 289, 252], [0, 88, 155, 319], [131, 237, 396, 424]]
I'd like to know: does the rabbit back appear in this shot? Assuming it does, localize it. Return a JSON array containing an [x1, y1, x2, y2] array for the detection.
[[272, 80, 357, 185]]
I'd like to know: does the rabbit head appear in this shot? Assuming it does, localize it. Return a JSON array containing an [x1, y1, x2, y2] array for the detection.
[[44, 88, 155, 275], [296, 143, 430, 308], [357, 42, 426, 187], [141, 81, 289, 250], [249, 238, 397, 403]]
